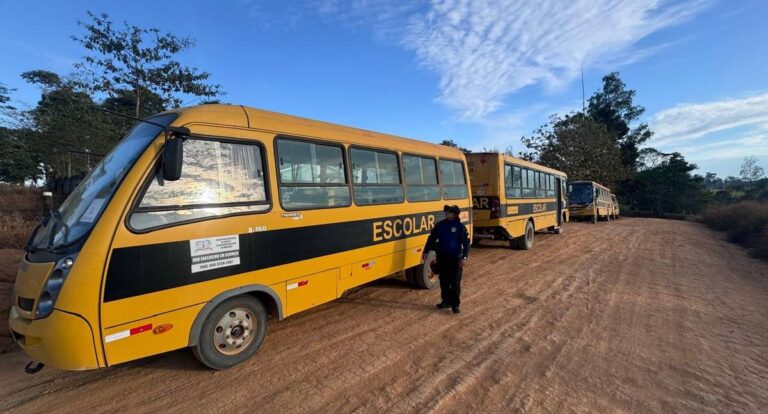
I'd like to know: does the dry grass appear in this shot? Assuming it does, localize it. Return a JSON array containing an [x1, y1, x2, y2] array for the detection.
[[0, 184, 43, 219], [0, 212, 37, 249], [700, 201, 768, 260]]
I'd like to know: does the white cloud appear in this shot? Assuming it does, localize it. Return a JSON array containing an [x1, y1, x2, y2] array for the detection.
[[400, 0, 710, 120], [309, 0, 710, 121], [677, 134, 768, 161], [650, 92, 768, 146]]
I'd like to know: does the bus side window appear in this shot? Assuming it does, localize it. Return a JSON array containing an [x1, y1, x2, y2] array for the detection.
[[403, 154, 441, 202], [130, 138, 270, 230], [350, 148, 404, 205], [523, 169, 535, 198], [276, 138, 351, 210], [440, 159, 468, 200], [512, 166, 522, 198], [535, 171, 545, 198]]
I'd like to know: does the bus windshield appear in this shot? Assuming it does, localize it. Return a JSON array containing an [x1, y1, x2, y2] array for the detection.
[[30, 114, 176, 251], [568, 183, 593, 205]]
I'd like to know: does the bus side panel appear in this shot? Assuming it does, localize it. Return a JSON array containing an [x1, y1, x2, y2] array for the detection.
[[103, 303, 204, 366], [286, 268, 338, 316]]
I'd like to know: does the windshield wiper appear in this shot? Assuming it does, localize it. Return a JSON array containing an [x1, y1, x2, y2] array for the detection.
[[45, 209, 71, 250]]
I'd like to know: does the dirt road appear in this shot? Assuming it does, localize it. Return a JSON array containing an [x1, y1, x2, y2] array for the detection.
[[1, 218, 767, 413]]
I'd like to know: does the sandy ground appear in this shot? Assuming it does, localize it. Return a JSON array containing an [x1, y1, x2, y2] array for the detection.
[[1, 218, 767, 413]]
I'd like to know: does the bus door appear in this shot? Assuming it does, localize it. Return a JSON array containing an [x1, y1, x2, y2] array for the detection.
[[555, 177, 564, 226]]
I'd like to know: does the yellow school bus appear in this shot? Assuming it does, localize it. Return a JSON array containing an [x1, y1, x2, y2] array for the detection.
[[568, 181, 613, 223], [467, 153, 567, 250], [9, 105, 472, 371]]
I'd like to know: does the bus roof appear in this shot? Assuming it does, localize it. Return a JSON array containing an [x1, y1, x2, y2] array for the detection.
[[570, 180, 610, 191], [467, 152, 568, 178], [166, 104, 467, 160]]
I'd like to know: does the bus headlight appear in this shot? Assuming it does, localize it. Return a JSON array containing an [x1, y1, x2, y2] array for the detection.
[[36, 255, 76, 318], [37, 291, 54, 316]]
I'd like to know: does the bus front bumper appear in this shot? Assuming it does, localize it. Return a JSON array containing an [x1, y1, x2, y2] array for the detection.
[[569, 206, 595, 217], [9, 306, 100, 370]]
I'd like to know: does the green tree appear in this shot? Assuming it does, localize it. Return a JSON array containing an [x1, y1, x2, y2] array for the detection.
[[22, 70, 116, 180], [588, 72, 652, 170], [521, 112, 627, 188], [72, 11, 223, 117], [621, 151, 709, 214], [0, 82, 15, 111], [0, 127, 41, 183]]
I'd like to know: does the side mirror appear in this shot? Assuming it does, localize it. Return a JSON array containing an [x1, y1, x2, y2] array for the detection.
[[162, 136, 183, 181]]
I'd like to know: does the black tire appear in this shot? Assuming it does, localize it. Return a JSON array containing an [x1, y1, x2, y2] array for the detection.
[[192, 295, 268, 370], [591, 213, 598, 224], [512, 220, 534, 250], [554, 219, 565, 234], [406, 251, 438, 289], [471, 237, 481, 247]]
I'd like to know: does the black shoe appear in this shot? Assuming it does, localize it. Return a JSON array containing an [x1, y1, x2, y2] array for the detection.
[[436, 302, 451, 309], [452, 307, 461, 314]]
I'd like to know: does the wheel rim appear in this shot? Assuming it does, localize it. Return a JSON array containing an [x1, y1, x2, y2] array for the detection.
[[212, 307, 257, 356]]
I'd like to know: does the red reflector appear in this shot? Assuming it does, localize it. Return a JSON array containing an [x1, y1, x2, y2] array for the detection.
[[130, 324, 152, 335], [298, 280, 309, 287]]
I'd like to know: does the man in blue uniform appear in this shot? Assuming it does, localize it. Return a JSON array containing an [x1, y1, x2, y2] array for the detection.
[[423, 205, 470, 314]]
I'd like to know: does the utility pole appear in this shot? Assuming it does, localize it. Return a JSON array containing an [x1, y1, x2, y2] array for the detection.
[[581, 65, 586, 114]]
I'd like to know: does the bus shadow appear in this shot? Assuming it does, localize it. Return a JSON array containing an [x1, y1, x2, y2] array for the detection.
[[335, 296, 436, 313]]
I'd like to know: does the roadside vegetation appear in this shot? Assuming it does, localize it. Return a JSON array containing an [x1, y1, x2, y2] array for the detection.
[[699, 177, 768, 260]]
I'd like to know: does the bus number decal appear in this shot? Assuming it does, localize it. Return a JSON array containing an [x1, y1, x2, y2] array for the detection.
[[532, 203, 547, 213], [189, 235, 241, 274]]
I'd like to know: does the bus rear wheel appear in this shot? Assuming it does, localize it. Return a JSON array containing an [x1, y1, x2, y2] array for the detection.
[[512, 221, 534, 250], [192, 295, 268, 370], [406, 251, 438, 289]]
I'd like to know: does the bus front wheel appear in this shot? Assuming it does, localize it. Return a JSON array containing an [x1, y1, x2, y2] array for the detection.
[[192, 295, 268, 370], [406, 251, 438, 289]]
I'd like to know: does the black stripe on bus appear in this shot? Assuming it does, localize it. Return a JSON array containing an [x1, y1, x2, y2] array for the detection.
[[104, 209, 469, 302], [471, 197, 559, 218]]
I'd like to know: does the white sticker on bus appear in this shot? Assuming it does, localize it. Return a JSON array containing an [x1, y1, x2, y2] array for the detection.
[[189, 235, 241, 274]]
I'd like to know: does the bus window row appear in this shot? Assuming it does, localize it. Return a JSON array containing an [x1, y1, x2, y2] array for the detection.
[[130, 136, 468, 230], [503, 164, 559, 199]]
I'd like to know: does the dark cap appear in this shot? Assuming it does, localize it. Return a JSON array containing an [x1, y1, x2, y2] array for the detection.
[[443, 205, 461, 214]]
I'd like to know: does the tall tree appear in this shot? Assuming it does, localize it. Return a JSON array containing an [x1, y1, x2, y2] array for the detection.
[[72, 11, 223, 117], [0, 127, 41, 183], [0, 82, 15, 111], [22, 70, 116, 180], [521, 112, 627, 188], [588, 72, 652, 170], [740, 156, 765, 184]]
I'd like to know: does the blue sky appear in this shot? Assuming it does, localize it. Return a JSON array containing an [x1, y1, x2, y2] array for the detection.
[[2, 0, 767, 177]]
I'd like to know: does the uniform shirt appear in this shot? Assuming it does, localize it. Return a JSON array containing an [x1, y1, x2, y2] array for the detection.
[[424, 218, 470, 260]]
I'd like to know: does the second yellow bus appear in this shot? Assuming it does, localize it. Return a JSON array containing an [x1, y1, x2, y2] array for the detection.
[[467, 153, 568, 250]]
